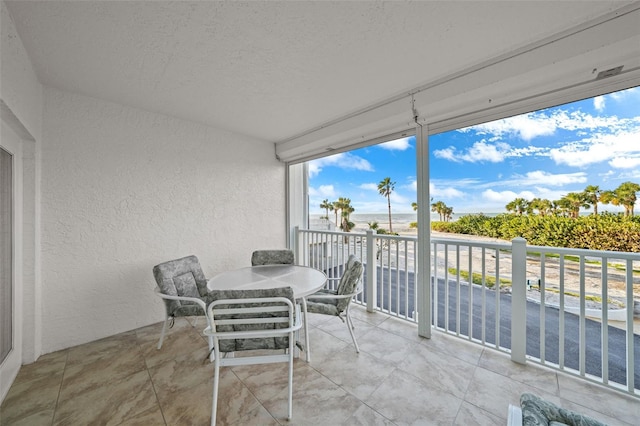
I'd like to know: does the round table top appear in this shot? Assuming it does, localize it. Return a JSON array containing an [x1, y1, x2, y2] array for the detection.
[[207, 264, 327, 299]]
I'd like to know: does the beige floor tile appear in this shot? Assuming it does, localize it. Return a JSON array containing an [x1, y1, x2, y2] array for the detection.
[[140, 325, 209, 369], [0, 367, 64, 425], [419, 332, 484, 366], [343, 404, 396, 425], [2, 309, 637, 426], [311, 347, 396, 400], [0, 408, 55, 426], [365, 368, 462, 425], [376, 316, 426, 342], [53, 370, 158, 426], [315, 314, 377, 347], [348, 305, 390, 326], [478, 349, 560, 395], [556, 373, 640, 425], [357, 327, 418, 364], [454, 401, 504, 425], [306, 327, 350, 364], [262, 364, 362, 425], [399, 342, 476, 399], [118, 406, 166, 425], [464, 366, 560, 419]]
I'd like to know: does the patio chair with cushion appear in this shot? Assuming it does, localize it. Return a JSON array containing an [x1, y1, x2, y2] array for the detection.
[[306, 254, 364, 352], [152, 255, 212, 352], [508, 393, 607, 426], [251, 249, 295, 266], [204, 287, 302, 426]]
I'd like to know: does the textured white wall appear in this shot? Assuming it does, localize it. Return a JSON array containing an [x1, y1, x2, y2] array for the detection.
[[41, 88, 285, 353], [1, 2, 43, 365], [0, 2, 42, 141]]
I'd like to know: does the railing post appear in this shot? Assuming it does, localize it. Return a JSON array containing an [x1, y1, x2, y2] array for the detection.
[[366, 229, 377, 312], [511, 236, 527, 364], [293, 226, 301, 265]]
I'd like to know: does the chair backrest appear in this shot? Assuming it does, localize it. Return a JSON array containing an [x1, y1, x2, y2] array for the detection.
[[251, 249, 295, 266], [152, 255, 208, 315], [336, 255, 363, 312], [206, 287, 296, 353]]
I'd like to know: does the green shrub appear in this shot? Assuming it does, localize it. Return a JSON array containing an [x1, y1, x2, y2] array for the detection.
[[431, 212, 640, 252]]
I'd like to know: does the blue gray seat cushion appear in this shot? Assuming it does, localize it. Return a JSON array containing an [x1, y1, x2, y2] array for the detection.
[[209, 287, 295, 352], [306, 289, 340, 316], [520, 393, 606, 426], [251, 249, 294, 266], [153, 255, 208, 316]]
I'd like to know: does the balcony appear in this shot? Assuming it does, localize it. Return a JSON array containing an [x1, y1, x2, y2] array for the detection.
[[297, 228, 640, 396], [2, 306, 639, 425]]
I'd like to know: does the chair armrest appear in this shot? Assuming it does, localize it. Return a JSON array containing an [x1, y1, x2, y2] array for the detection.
[[306, 290, 360, 300], [154, 287, 207, 311], [507, 404, 522, 426]]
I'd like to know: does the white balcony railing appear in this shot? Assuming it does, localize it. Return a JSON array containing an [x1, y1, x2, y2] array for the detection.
[[294, 227, 640, 397]]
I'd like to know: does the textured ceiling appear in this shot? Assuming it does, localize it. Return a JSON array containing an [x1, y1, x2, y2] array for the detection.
[[4, 1, 634, 143]]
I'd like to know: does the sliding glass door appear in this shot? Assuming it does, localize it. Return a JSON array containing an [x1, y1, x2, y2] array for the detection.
[[0, 146, 12, 366]]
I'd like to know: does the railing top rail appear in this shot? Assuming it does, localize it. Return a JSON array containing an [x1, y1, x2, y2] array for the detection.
[[298, 228, 640, 259], [527, 244, 640, 260], [431, 237, 513, 250]]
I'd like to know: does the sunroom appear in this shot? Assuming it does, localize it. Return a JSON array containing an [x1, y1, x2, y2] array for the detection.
[[1, 1, 640, 424]]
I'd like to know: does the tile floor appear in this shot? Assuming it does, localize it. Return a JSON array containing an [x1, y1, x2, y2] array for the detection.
[[1, 306, 639, 425]]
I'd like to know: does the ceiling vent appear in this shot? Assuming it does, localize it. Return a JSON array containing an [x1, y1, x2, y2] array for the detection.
[[596, 65, 623, 80]]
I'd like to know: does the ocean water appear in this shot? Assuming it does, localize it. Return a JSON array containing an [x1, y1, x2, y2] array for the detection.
[[311, 212, 501, 226]]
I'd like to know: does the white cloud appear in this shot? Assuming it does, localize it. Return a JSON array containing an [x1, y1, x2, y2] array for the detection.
[[308, 152, 373, 177], [549, 128, 640, 167], [308, 184, 336, 199], [608, 156, 640, 169], [434, 141, 511, 163], [359, 183, 378, 191], [593, 96, 605, 111], [482, 189, 536, 203], [433, 147, 457, 161], [430, 183, 464, 198], [520, 170, 587, 186], [379, 137, 412, 151], [463, 112, 556, 141]]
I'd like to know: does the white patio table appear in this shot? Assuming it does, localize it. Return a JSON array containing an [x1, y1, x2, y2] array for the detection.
[[207, 264, 327, 362]]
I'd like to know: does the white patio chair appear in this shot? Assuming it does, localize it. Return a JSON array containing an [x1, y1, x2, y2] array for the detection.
[[250, 249, 295, 265], [203, 287, 302, 426], [152, 255, 213, 356], [306, 254, 364, 352]]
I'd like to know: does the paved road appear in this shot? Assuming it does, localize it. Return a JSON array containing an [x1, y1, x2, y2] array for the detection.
[[357, 267, 640, 390]]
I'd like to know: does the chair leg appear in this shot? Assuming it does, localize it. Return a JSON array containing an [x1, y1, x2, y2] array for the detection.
[[211, 357, 220, 426], [287, 331, 294, 420], [345, 306, 360, 353], [157, 315, 170, 350], [207, 336, 215, 362], [301, 297, 311, 363]]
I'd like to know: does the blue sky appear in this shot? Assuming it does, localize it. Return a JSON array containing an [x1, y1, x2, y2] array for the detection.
[[308, 86, 640, 215]]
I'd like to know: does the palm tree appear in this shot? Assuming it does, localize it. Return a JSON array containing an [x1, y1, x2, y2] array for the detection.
[[443, 206, 454, 222], [378, 177, 396, 233], [582, 185, 602, 216], [332, 198, 346, 225], [562, 192, 589, 218], [529, 198, 552, 216], [611, 181, 640, 216], [506, 198, 529, 216], [319, 199, 333, 221], [431, 200, 447, 221], [411, 202, 418, 212]]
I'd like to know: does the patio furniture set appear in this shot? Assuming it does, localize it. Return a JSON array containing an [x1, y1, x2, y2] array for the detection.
[[153, 250, 600, 426]]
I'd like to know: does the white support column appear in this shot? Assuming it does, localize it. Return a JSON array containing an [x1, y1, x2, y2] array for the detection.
[[511, 237, 527, 364], [365, 229, 376, 312], [416, 123, 431, 338]]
